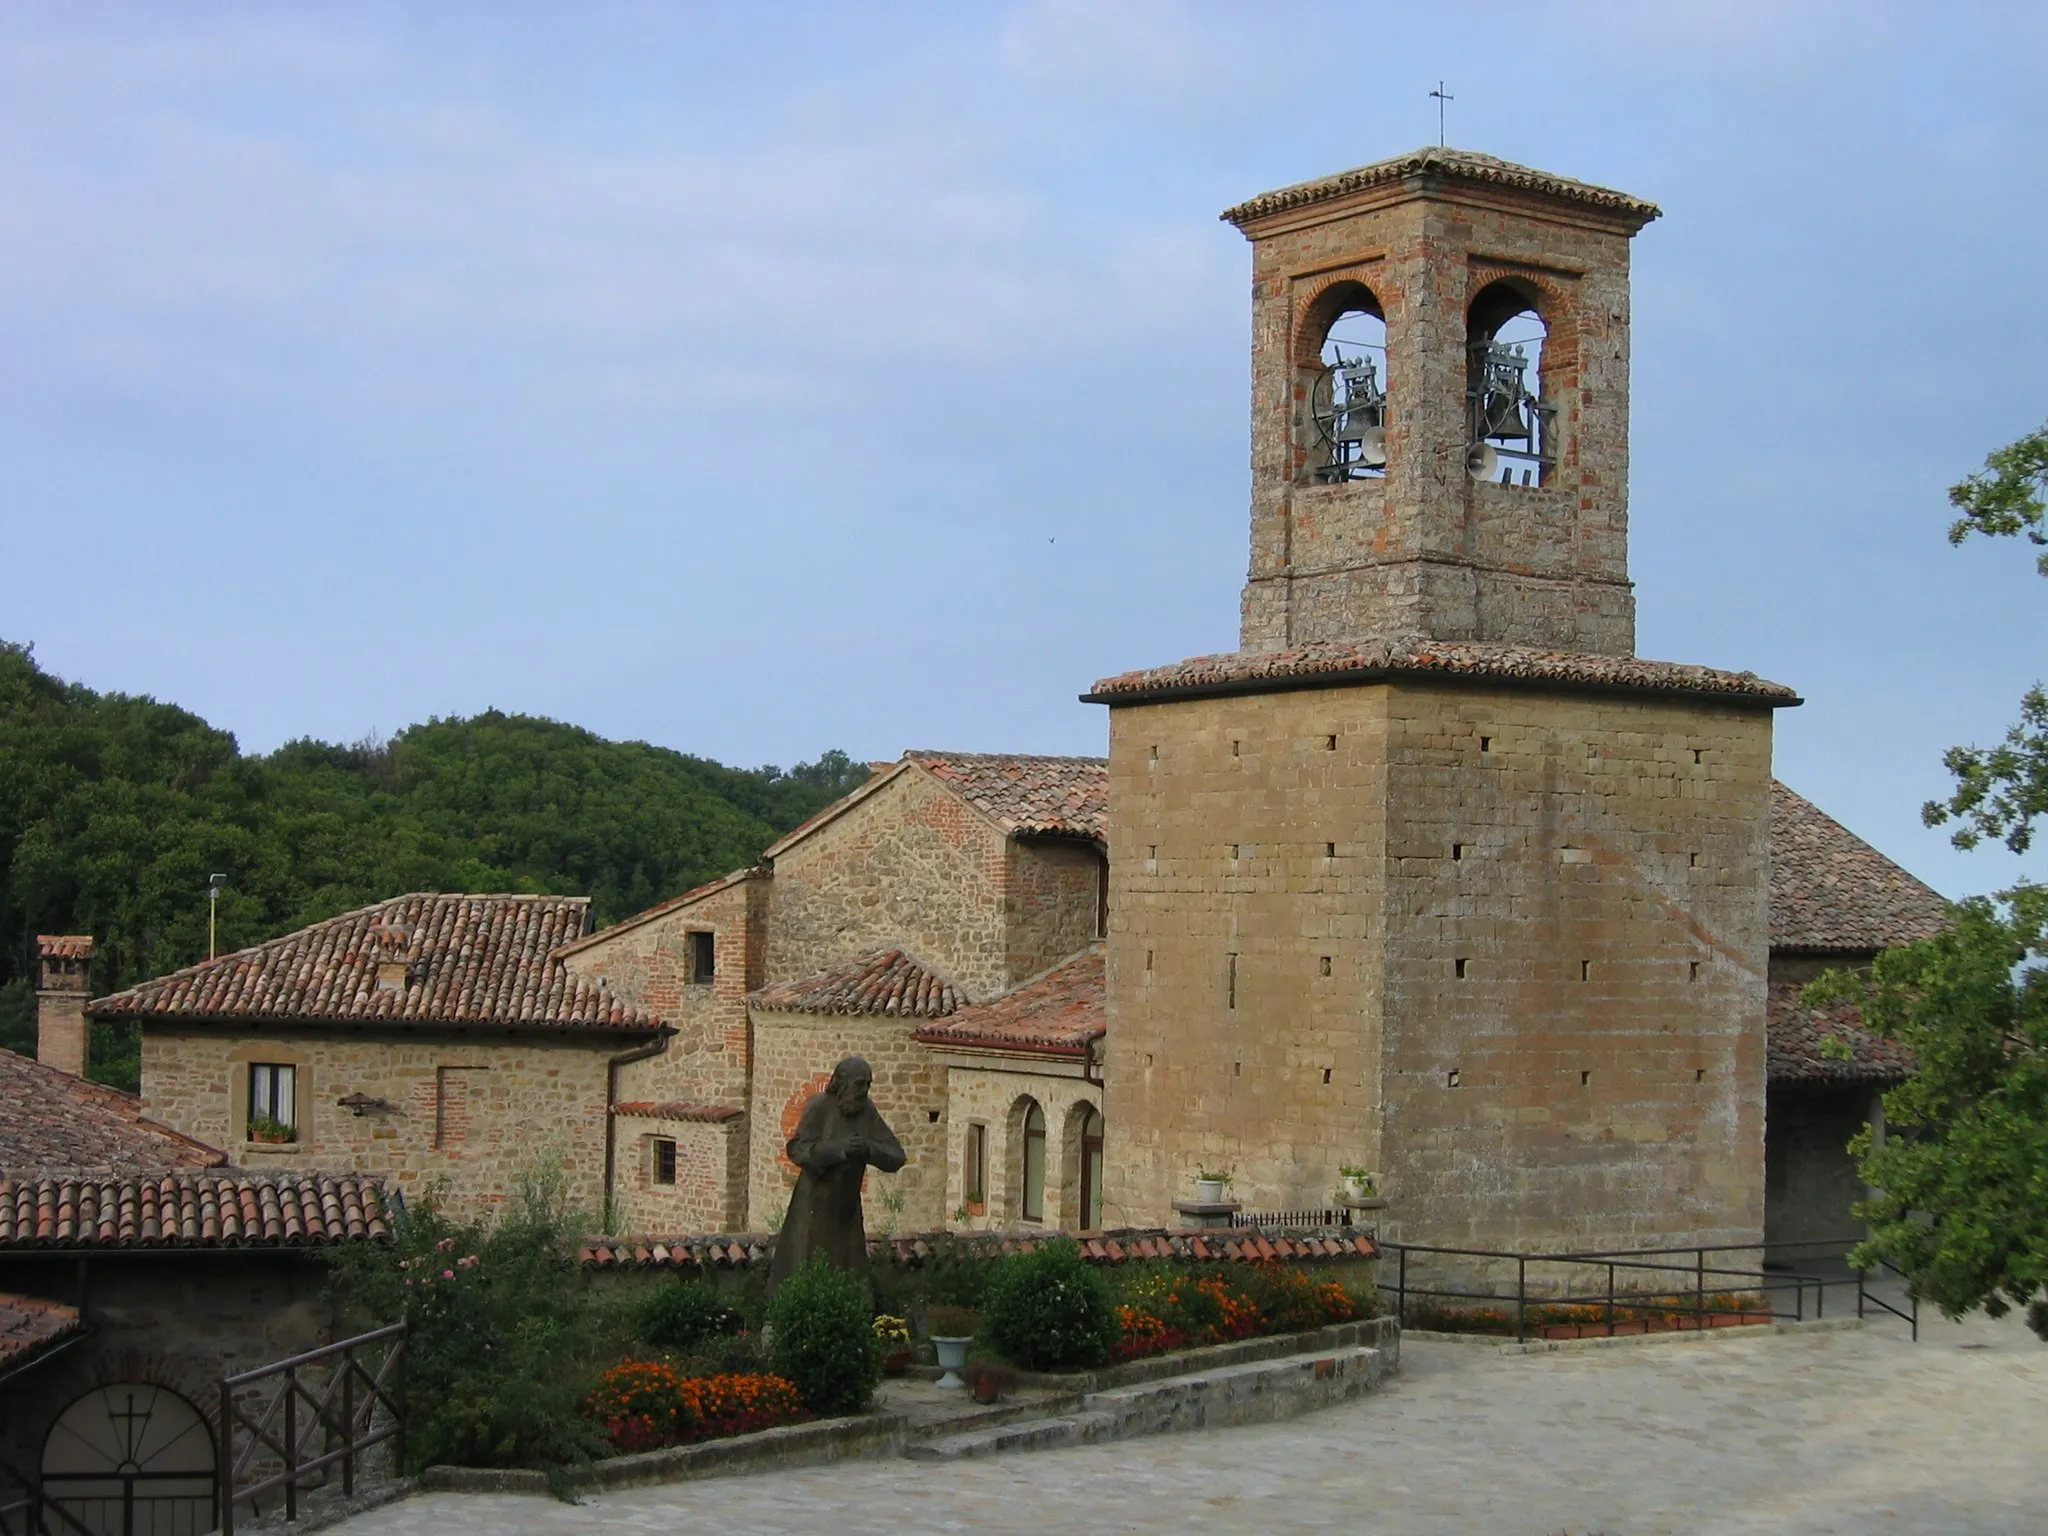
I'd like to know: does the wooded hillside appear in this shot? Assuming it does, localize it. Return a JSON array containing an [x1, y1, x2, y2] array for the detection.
[[0, 641, 870, 1088]]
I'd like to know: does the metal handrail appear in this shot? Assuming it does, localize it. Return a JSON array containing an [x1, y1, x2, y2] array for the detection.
[[218, 1321, 406, 1536], [1380, 1237, 1858, 1342]]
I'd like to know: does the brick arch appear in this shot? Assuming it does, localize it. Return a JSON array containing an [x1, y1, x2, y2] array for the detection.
[[1290, 268, 1398, 369], [1463, 264, 1580, 380], [776, 1072, 832, 1183]]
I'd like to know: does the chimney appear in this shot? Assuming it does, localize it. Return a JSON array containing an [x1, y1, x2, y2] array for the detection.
[[36, 935, 95, 1078], [369, 921, 412, 994]]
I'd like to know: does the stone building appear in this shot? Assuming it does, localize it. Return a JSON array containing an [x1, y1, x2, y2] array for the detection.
[[90, 894, 668, 1221]]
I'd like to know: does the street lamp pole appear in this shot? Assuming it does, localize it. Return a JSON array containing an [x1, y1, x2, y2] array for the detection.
[[207, 874, 227, 960]]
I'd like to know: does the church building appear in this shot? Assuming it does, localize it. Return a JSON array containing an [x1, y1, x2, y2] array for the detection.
[[76, 147, 1947, 1256]]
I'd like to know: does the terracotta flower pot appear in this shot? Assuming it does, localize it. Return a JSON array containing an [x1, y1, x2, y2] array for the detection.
[[883, 1349, 912, 1377]]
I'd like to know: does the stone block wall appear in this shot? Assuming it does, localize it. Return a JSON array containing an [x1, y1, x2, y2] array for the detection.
[[563, 871, 767, 1112], [766, 769, 1010, 1000], [140, 1029, 616, 1221], [1004, 840, 1105, 988], [747, 1009, 947, 1236], [614, 1114, 748, 1234], [1104, 678, 1774, 1253], [0, 1253, 330, 1482], [1234, 177, 1645, 655]]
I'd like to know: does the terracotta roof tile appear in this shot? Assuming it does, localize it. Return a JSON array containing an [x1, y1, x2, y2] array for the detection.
[[1771, 783, 1951, 952], [612, 1102, 745, 1123], [89, 894, 662, 1034], [0, 1172, 392, 1249], [1767, 980, 1913, 1085], [0, 1292, 83, 1371], [906, 751, 1108, 840], [580, 1225, 1375, 1270], [1221, 146, 1661, 228], [1086, 640, 1798, 708], [37, 935, 94, 962], [914, 947, 1103, 1058], [752, 949, 964, 1019], [0, 1049, 227, 1174]]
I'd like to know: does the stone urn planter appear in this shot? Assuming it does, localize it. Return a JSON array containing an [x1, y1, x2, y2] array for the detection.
[[931, 1337, 972, 1391], [1194, 1176, 1228, 1203]]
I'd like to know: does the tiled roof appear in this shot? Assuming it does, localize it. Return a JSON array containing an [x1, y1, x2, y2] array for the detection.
[[37, 935, 94, 961], [1771, 784, 1951, 952], [1221, 146, 1661, 228], [907, 752, 1109, 840], [751, 949, 965, 1019], [0, 1293, 83, 1372], [915, 947, 1104, 1058], [90, 894, 663, 1034], [580, 1227, 1377, 1270], [0, 1173, 393, 1249], [613, 1102, 745, 1123], [0, 1048, 227, 1174], [1085, 640, 1799, 708], [1767, 980, 1913, 1085]]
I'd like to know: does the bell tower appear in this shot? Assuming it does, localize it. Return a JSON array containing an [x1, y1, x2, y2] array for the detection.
[[1227, 147, 1660, 656]]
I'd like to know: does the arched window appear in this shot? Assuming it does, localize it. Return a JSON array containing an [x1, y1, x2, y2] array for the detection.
[[1297, 282, 1389, 484], [1465, 279, 1552, 487], [1077, 1104, 1105, 1231], [43, 1383, 216, 1536], [1017, 1099, 1046, 1223]]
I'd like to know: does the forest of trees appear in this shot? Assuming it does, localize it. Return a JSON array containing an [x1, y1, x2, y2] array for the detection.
[[0, 640, 871, 1089]]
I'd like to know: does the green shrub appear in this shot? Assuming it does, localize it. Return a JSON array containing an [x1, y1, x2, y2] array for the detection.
[[981, 1239, 1119, 1371], [325, 1169, 615, 1473], [766, 1259, 881, 1417], [636, 1278, 744, 1350]]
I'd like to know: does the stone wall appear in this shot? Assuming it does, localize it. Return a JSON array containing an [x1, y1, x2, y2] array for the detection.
[[1234, 176, 1645, 655], [614, 1114, 749, 1235], [0, 1253, 330, 1480], [1764, 1082, 1877, 1253], [746, 1008, 946, 1235], [1005, 840, 1105, 988], [939, 1061, 1102, 1232], [766, 769, 1010, 1000], [140, 1029, 616, 1221], [563, 872, 767, 1112], [1103, 678, 1774, 1253]]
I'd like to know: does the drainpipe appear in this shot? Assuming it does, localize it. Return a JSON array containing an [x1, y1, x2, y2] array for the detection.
[[604, 1031, 673, 1228]]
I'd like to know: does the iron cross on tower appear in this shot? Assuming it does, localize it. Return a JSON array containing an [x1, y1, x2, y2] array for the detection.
[[1430, 80, 1453, 146]]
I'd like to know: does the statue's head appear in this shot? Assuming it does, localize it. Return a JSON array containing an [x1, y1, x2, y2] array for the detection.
[[828, 1055, 873, 1112]]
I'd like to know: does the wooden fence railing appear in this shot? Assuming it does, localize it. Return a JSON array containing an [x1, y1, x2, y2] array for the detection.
[[217, 1322, 405, 1535]]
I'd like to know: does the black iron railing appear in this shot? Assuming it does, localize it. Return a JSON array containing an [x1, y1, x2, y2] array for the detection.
[[1379, 1236, 1918, 1342], [217, 1322, 405, 1536]]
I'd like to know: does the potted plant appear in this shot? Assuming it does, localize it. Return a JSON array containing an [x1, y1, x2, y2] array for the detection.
[[925, 1304, 978, 1391], [247, 1113, 295, 1146], [873, 1313, 913, 1376], [1193, 1166, 1232, 1203], [1338, 1165, 1378, 1203], [966, 1360, 1016, 1405]]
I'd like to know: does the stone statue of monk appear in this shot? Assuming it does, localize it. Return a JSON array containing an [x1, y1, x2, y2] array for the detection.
[[766, 1055, 906, 1294]]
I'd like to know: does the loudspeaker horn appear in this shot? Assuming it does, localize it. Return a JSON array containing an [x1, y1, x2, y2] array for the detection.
[[1356, 427, 1387, 468], [1465, 443, 1499, 482]]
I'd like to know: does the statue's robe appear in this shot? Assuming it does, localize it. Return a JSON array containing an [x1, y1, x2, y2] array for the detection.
[[766, 1092, 906, 1291]]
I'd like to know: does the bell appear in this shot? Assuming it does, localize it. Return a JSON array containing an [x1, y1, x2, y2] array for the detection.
[[1478, 389, 1530, 443]]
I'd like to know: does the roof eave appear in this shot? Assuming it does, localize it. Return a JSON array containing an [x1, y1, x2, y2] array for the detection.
[[1084, 666, 1802, 711]]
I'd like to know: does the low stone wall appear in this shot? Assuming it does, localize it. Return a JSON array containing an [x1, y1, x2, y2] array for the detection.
[[418, 1412, 908, 1496], [1001, 1315, 1399, 1393]]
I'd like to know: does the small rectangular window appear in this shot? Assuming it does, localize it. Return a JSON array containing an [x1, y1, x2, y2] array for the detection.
[[964, 1122, 987, 1205], [1455, 957, 1469, 979], [689, 930, 715, 984], [1479, 736, 1493, 753], [249, 1063, 296, 1135], [1323, 734, 1337, 751], [652, 1138, 677, 1185], [1227, 952, 1239, 1009], [1325, 841, 1337, 858], [1689, 960, 1701, 982], [1452, 842, 1465, 861], [1319, 955, 1333, 977]]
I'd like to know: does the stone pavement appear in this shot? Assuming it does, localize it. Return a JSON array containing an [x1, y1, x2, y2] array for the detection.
[[331, 1310, 2047, 1536]]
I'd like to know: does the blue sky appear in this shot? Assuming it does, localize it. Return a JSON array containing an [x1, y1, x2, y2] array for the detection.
[[4, 1, 2046, 899]]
